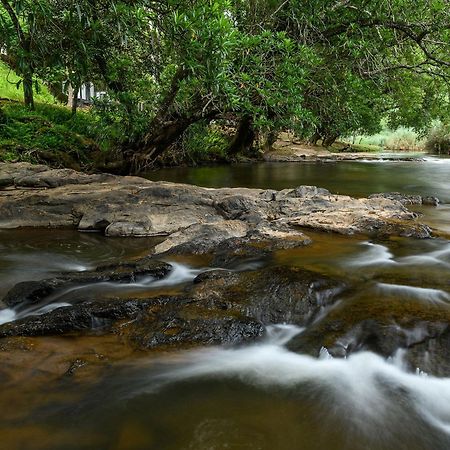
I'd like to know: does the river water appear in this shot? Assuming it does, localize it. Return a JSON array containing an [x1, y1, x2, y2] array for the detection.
[[1, 156, 450, 449]]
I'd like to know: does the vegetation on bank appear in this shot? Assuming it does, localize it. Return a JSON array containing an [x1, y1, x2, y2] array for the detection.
[[0, 1, 449, 171]]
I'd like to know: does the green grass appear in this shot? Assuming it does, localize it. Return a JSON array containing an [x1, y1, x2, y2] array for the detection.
[[0, 61, 55, 104], [330, 141, 382, 153], [344, 127, 425, 152], [0, 62, 109, 168], [0, 101, 101, 168]]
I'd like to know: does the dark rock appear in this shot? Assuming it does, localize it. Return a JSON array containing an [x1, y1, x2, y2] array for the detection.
[[422, 196, 440, 206], [0, 262, 344, 351], [0, 297, 160, 337], [191, 265, 346, 326], [2, 279, 65, 308], [2, 259, 171, 308]]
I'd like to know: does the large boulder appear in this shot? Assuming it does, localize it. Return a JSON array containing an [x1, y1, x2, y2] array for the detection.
[[0, 163, 433, 240]]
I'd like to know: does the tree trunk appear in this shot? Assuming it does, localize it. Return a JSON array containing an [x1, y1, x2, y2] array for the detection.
[[227, 115, 255, 155], [322, 134, 339, 147], [69, 83, 80, 116], [263, 130, 278, 151], [23, 72, 34, 110], [309, 130, 322, 145], [127, 118, 194, 174]]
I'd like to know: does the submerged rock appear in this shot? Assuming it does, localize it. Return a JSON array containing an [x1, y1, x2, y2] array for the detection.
[[0, 259, 344, 350], [2, 259, 171, 308], [286, 282, 450, 375]]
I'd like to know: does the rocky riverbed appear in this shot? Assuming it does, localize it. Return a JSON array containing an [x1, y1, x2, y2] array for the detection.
[[0, 162, 432, 239], [0, 162, 448, 374]]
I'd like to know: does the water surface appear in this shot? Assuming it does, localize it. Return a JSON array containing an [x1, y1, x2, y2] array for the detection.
[[2, 158, 450, 449]]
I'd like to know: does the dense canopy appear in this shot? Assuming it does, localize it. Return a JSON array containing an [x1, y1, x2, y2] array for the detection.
[[1, 0, 449, 171]]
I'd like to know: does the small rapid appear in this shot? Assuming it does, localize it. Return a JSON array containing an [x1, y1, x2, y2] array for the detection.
[[112, 324, 450, 449], [0, 262, 204, 326]]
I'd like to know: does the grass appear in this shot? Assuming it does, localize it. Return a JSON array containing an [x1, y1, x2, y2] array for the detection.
[[0, 101, 101, 168], [330, 141, 382, 153], [344, 127, 425, 152], [0, 61, 55, 104], [0, 61, 108, 168]]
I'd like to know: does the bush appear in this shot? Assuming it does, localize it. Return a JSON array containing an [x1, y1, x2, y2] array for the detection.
[[347, 126, 425, 152], [0, 101, 99, 168], [425, 123, 450, 154], [182, 122, 230, 163]]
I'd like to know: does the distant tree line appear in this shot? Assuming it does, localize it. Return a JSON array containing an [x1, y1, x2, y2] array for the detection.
[[1, 0, 449, 172]]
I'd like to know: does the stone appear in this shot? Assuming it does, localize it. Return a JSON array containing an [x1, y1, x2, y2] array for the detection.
[[0, 163, 433, 242]]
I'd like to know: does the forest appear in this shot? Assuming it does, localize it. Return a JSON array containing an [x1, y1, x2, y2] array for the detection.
[[1, 0, 449, 172]]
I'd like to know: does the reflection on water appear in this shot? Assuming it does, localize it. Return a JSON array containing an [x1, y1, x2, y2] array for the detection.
[[145, 157, 450, 203]]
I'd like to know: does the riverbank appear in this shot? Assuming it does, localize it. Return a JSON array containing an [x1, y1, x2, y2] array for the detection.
[[0, 99, 428, 171], [263, 136, 426, 162]]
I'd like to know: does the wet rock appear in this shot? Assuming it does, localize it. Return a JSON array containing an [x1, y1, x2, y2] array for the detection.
[[0, 163, 433, 240], [0, 261, 344, 351], [190, 265, 345, 325], [128, 314, 264, 349], [2, 259, 171, 308], [2, 279, 64, 308], [0, 297, 162, 337], [154, 221, 249, 255], [422, 196, 440, 206], [405, 326, 450, 376], [286, 283, 450, 374]]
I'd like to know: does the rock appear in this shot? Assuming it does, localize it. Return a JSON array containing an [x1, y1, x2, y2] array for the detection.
[[15, 168, 116, 188], [369, 192, 423, 205], [0, 297, 164, 337], [0, 163, 432, 241], [0, 261, 344, 350], [2, 259, 171, 308], [369, 192, 440, 207], [286, 195, 432, 238], [209, 224, 312, 267], [0, 162, 48, 189], [153, 221, 249, 255], [190, 265, 346, 325], [422, 196, 440, 206], [286, 282, 450, 372]]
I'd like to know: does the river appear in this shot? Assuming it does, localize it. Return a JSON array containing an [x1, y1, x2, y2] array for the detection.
[[1, 156, 450, 449]]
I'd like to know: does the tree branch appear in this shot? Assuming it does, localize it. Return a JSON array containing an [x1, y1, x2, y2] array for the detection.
[[0, 0, 26, 44]]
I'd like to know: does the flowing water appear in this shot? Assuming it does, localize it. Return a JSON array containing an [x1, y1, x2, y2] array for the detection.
[[2, 156, 450, 449]]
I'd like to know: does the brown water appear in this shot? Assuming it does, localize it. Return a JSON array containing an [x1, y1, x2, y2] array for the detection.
[[1, 157, 450, 450]]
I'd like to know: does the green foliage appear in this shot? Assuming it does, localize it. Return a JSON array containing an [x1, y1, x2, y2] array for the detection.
[[1, 0, 449, 166], [0, 101, 98, 166], [425, 122, 450, 154], [349, 127, 425, 152], [0, 61, 53, 103], [182, 122, 229, 162]]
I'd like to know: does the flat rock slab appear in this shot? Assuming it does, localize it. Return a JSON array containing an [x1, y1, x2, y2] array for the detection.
[[0, 163, 431, 244]]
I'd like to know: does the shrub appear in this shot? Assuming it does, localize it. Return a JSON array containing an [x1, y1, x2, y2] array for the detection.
[[425, 123, 450, 154], [182, 122, 230, 163]]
